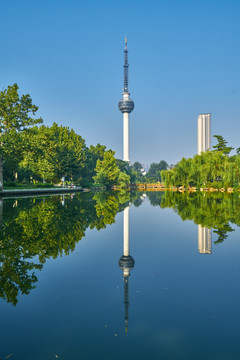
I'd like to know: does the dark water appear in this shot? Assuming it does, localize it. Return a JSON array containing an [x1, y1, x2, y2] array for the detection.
[[1, 191, 240, 360]]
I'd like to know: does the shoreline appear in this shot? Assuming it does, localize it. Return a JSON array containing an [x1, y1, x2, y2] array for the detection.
[[113, 184, 238, 192], [1, 185, 238, 197], [0, 187, 86, 197]]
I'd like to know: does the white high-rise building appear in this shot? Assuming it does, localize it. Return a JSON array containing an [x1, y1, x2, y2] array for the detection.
[[198, 113, 211, 155]]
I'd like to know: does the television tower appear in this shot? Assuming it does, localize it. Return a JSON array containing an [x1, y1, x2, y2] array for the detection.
[[118, 37, 135, 162]]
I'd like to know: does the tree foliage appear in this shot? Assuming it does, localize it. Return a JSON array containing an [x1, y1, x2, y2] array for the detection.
[[132, 161, 142, 172], [161, 143, 240, 189], [0, 84, 43, 187], [93, 150, 131, 189], [146, 161, 168, 182], [18, 124, 86, 183], [1, 84, 172, 188], [0, 83, 42, 133], [212, 135, 234, 155]]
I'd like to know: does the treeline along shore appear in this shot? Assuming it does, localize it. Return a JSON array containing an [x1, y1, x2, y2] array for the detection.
[[161, 136, 240, 192], [0, 83, 169, 191], [1, 83, 239, 192]]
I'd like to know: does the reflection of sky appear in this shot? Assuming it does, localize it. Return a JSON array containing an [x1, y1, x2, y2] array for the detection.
[[1, 197, 240, 359], [1, 0, 240, 165]]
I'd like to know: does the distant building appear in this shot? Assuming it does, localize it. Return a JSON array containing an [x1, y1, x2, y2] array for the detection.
[[198, 225, 212, 254], [198, 113, 211, 155], [141, 167, 146, 176]]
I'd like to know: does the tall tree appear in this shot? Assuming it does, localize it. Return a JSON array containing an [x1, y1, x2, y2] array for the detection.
[[81, 144, 107, 186], [0, 84, 42, 188], [146, 160, 168, 182], [132, 161, 142, 172], [20, 123, 86, 183], [93, 150, 120, 189], [212, 135, 234, 155]]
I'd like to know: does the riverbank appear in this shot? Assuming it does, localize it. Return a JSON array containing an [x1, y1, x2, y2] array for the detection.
[[2, 184, 238, 197], [0, 186, 86, 197], [113, 183, 239, 192]]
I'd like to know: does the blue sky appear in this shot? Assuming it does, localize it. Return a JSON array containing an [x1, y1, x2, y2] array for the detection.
[[1, 0, 240, 166]]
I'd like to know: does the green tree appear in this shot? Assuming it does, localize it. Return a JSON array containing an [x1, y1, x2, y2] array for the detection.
[[19, 123, 86, 183], [146, 160, 168, 182], [0, 84, 43, 187], [81, 144, 107, 187], [132, 161, 142, 172], [236, 147, 240, 155], [117, 171, 130, 188], [116, 159, 137, 183], [161, 150, 240, 189], [93, 150, 120, 189], [213, 135, 234, 155]]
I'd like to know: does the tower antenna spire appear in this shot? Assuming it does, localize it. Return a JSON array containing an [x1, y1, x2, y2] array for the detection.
[[123, 37, 129, 93]]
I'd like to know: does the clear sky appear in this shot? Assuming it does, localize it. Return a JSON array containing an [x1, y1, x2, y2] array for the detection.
[[1, 0, 240, 166]]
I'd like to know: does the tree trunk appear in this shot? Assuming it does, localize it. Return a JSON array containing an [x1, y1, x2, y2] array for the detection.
[[0, 199, 2, 226], [0, 156, 3, 191]]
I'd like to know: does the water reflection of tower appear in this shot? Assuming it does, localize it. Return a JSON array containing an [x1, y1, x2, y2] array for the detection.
[[198, 225, 212, 254], [0, 199, 3, 268], [118, 206, 135, 334]]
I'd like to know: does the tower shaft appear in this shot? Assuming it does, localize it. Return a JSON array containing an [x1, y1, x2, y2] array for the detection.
[[123, 113, 129, 162]]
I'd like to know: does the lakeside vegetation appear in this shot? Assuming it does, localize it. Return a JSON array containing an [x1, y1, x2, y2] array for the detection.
[[161, 136, 240, 191], [2, 83, 240, 192], [1, 83, 168, 190], [146, 191, 239, 244]]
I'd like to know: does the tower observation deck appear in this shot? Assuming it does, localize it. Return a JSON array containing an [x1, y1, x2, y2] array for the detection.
[[118, 37, 135, 162]]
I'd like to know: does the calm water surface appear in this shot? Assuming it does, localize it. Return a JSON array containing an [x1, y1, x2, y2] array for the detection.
[[1, 191, 240, 360]]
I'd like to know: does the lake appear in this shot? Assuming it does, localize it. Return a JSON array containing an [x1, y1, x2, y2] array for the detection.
[[1, 191, 240, 360]]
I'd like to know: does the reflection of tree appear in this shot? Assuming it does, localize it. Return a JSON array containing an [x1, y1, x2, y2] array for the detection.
[[0, 258, 42, 306], [0, 191, 142, 305], [147, 191, 240, 244], [146, 191, 164, 207], [92, 191, 135, 230], [93, 193, 120, 229], [132, 197, 144, 208], [213, 225, 235, 244]]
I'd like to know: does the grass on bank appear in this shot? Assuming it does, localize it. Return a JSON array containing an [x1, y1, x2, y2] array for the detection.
[[3, 182, 55, 190]]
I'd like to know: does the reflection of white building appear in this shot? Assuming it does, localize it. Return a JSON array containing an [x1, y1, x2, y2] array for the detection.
[[198, 113, 211, 155], [198, 225, 212, 254], [119, 206, 135, 334]]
